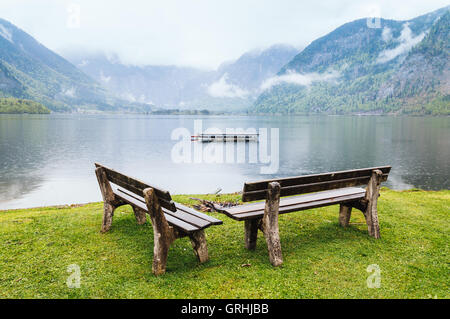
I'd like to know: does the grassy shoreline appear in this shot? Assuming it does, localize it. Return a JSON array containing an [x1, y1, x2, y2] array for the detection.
[[0, 188, 448, 299]]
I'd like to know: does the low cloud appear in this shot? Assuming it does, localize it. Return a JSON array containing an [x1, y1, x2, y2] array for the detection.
[[0, 23, 13, 43], [77, 60, 89, 67], [63, 87, 76, 98], [207, 73, 249, 98], [121, 92, 136, 102], [99, 71, 111, 83], [260, 69, 340, 91], [105, 52, 121, 64], [381, 27, 393, 42], [377, 23, 425, 63]]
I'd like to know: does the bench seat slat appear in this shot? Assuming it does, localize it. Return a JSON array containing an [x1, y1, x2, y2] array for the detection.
[[113, 188, 199, 233], [219, 187, 366, 221], [174, 202, 223, 225], [116, 188, 221, 228], [162, 208, 211, 229], [162, 214, 200, 233], [232, 187, 365, 214], [115, 188, 222, 225], [114, 187, 222, 232], [232, 193, 366, 220]]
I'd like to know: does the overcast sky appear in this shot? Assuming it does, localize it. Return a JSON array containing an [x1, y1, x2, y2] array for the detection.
[[0, 0, 448, 69]]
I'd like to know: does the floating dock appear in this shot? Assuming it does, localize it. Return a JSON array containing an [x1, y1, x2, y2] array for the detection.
[[191, 133, 258, 143]]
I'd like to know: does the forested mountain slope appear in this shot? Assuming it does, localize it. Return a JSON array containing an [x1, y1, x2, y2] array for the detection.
[[253, 7, 449, 115]]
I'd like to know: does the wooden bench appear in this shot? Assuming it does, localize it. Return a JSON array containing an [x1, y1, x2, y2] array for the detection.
[[94, 163, 222, 275], [216, 166, 391, 267]]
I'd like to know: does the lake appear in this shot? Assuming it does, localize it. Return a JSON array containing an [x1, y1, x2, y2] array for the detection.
[[0, 114, 449, 209]]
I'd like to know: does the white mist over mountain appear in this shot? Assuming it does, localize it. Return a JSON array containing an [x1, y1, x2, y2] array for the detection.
[[377, 23, 426, 63]]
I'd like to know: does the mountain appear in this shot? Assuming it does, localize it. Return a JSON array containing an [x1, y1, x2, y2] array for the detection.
[[377, 10, 449, 114], [253, 6, 450, 115], [66, 52, 216, 108], [200, 44, 299, 109], [0, 18, 150, 112], [66, 44, 299, 111], [217, 44, 299, 91]]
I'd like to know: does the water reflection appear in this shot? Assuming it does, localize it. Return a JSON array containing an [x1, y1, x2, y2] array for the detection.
[[0, 114, 449, 209]]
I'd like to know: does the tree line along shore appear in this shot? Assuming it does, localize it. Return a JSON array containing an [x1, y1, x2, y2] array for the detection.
[[0, 98, 50, 114]]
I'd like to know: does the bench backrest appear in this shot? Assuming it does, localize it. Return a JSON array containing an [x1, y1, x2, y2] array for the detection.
[[95, 163, 177, 212], [242, 166, 391, 202]]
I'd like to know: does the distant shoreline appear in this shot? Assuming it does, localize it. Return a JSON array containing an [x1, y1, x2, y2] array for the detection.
[[2, 111, 448, 117]]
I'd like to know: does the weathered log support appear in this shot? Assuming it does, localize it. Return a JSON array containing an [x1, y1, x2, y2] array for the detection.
[[363, 169, 382, 239], [243, 182, 283, 266], [96, 167, 146, 231], [244, 219, 260, 250], [260, 182, 283, 267], [143, 187, 176, 276], [96, 167, 119, 233], [101, 202, 115, 233], [341, 170, 382, 238], [132, 206, 147, 225], [143, 188, 209, 275], [189, 230, 209, 263], [339, 204, 352, 227]]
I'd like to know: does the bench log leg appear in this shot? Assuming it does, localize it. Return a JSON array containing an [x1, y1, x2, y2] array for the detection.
[[132, 207, 147, 225], [260, 182, 283, 267], [189, 230, 209, 263], [339, 204, 352, 227], [95, 167, 118, 233], [363, 170, 382, 239], [101, 203, 115, 232], [143, 187, 176, 276], [244, 219, 260, 250]]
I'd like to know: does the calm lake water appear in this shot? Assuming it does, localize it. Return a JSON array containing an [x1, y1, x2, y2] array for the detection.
[[0, 114, 449, 209]]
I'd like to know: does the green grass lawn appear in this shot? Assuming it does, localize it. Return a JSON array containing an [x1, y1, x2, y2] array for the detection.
[[0, 188, 448, 299]]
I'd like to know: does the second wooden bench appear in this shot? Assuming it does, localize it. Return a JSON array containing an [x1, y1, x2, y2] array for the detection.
[[215, 166, 391, 266]]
